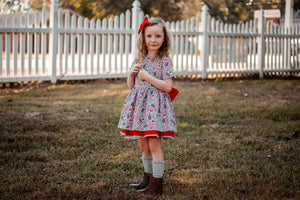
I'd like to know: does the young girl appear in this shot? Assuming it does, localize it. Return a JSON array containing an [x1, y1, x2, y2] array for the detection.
[[118, 16, 177, 195]]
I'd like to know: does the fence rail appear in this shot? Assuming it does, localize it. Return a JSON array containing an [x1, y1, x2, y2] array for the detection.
[[0, 0, 299, 83]]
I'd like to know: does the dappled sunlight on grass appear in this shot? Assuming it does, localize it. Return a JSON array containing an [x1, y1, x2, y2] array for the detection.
[[89, 182, 106, 191], [111, 151, 135, 160], [80, 88, 130, 99], [173, 169, 204, 184]]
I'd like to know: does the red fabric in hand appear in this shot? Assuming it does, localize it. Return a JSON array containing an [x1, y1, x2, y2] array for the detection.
[[168, 87, 179, 102]]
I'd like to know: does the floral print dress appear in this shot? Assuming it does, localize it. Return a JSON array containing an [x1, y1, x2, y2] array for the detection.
[[118, 56, 177, 139]]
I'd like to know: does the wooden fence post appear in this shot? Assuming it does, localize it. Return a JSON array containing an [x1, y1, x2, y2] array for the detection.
[[132, 0, 141, 58], [50, 0, 58, 83], [258, 9, 265, 79], [284, 0, 293, 69], [200, 5, 209, 79]]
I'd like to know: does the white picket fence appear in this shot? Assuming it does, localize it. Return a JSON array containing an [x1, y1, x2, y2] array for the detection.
[[0, 0, 299, 83]]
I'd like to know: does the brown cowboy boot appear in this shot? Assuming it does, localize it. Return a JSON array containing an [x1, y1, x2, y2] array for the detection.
[[129, 172, 151, 190], [137, 176, 163, 195]]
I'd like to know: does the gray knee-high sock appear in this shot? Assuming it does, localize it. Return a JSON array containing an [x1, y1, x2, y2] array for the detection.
[[152, 161, 165, 178], [142, 157, 153, 174]]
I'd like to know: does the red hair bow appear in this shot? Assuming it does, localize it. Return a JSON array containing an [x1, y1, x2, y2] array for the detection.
[[138, 16, 151, 34]]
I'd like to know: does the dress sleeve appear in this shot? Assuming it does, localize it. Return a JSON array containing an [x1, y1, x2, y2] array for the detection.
[[162, 57, 175, 80]]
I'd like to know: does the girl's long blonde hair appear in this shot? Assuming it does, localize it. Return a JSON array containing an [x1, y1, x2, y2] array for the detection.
[[136, 18, 171, 63]]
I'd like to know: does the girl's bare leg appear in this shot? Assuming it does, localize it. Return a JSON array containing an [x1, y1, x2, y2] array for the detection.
[[149, 138, 164, 161], [138, 138, 151, 157]]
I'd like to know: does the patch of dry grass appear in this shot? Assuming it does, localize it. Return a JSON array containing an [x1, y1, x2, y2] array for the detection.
[[0, 79, 299, 200]]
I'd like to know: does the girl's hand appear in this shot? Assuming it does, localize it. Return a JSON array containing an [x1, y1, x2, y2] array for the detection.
[[137, 69, 150, 81], [129, 64, 142, 76]]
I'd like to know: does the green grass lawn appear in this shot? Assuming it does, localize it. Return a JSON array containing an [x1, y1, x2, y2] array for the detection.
[[0, 79, 299, 200]]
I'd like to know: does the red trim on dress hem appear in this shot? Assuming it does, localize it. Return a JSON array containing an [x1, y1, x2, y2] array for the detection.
[[121, 129, 174, 139]]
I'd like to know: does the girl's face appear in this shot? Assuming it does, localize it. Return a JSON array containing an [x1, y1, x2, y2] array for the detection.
[[144, 25, 164, 56]]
